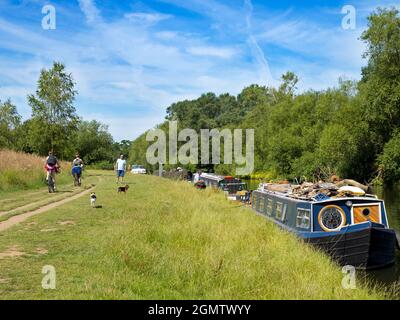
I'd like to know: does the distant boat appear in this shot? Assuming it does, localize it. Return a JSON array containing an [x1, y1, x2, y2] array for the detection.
[[199, 173, 248, 200], [252, 183, 398, 270]]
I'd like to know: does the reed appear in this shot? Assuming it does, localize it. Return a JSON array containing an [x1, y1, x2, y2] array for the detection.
[[0, 149, 70, 192]]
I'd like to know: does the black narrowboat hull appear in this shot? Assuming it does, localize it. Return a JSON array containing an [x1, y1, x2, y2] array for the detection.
[[305, 224, 396, 270]]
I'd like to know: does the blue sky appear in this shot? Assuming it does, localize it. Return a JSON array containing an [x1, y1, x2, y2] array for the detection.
[[0, 0, 399, 141]]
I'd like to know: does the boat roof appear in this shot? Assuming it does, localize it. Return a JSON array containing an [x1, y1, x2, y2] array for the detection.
[[200, 173, 237, 182], [256, 183, 381, 203], [256, 188, 382, 204]]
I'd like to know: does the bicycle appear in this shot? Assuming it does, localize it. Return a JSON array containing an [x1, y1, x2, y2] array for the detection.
[[45, 164, 59, 193], [48, 172, 56, 193]]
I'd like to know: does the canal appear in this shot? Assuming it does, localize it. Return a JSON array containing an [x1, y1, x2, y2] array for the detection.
[[243, 179, 400, 288], [369, 185, 400, 286]]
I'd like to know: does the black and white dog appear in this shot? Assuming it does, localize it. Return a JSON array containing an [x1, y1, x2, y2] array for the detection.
[[90, 192, 97, 208]]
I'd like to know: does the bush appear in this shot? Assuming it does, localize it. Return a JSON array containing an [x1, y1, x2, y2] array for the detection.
[[86, 160, 114, 170], [378, 132, 400, 183]]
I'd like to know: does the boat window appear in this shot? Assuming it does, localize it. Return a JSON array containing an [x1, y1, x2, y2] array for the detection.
[[258, 196, 265, 213], [266, 198, 274, 216], [252, 194, 258, 209], [296, 208, 311, 229], [318, 205, 346, 232], [276, 202, 287, 221]]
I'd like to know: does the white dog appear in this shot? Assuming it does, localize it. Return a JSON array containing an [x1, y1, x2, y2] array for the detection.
[[90, 192, 97, 208]]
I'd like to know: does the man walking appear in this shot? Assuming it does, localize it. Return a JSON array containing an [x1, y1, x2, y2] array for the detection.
[[115, 154, 127, 183]]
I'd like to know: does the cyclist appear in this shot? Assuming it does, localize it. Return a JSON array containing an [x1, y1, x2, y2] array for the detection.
[[45, 151, 59, 192], [72, 154, 84, 186]]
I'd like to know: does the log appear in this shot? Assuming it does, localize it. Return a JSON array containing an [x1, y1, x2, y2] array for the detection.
[[336, 179, 369, 192]]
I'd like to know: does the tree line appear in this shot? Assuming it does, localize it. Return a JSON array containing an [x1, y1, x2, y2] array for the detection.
[[130, 8, 400, 184], [0, 62, 130, 167]]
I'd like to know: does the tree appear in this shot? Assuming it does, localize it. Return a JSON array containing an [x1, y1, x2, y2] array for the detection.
[[28, 62, 79, 158], [129, 132, 149, 168], [237, 84, 274, 115], [0, 99, 21, 148], [378, 131, 400, 183], [318, 124, 357, 178], [278, 71, 299, 97], [114, 140, 132, 158], [72, 120, 115, 164], [359, 8, 400, 146]]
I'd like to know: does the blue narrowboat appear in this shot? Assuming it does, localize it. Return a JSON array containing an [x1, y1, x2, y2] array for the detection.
[[252, 183, 398, 269]]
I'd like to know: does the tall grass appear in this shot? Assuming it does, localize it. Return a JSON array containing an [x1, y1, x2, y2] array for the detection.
[[0, 149, 70, 192], [0, 172, 385, 299]]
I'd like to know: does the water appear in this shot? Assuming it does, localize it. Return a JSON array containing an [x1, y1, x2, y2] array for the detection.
[[369, 185, 400, 286], [243, 179, 400, 287]]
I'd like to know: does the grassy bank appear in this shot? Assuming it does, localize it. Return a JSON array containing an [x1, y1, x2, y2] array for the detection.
[[0, 149, 71, 193], [0, 172, 386, 299]]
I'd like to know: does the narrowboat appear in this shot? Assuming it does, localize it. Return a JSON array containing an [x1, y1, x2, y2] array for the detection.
[[251, 182, 398, 269], [200, 173, 248, 200]]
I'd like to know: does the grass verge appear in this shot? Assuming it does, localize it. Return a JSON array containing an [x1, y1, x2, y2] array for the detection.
[[0, 172, 388, 299]]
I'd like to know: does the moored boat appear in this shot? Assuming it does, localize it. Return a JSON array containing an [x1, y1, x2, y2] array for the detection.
[[251, 182, 398, 269], [200, 173, 248, 200]]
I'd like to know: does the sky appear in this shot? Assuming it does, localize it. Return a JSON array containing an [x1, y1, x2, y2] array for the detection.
[[0, 0, 399, 141]]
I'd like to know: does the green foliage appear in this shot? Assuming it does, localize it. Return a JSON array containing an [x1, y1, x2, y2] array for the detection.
[[278, 71, 299, 97], [114, 140, 132, 158], [28, 62, 79, 158], [378, 132, 400, 183], [0, 99, 21, 148], [86, 160, 115, 170], [129, 129, 158, 173], [318, 124, 357, 178], [71, 120, 115, 165], [360, 8, 400, 146]]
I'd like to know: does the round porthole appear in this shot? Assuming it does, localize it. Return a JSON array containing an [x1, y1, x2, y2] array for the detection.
[[318, 205, 346, 232], [362, 208, 370, 217]]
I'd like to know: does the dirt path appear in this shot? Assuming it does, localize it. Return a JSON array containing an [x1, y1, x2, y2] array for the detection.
[[0, 187, 94, 232]]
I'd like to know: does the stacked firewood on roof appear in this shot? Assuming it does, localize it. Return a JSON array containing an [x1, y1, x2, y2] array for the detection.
[[261, 176, 370, 201]]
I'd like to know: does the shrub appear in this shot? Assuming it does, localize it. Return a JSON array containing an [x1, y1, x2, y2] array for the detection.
[[378, 132, 400, 183]]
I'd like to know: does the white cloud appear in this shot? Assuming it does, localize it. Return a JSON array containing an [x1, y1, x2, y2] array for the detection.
[[82, 113, 164, 141], [124, 12, 172, 24], [186, 46, 237, 59], [155, 31, 178, 40], [78, 0, 101, 24]]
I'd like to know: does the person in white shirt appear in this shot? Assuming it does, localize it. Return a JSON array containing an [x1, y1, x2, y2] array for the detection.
[[115, 154, 127, 183], [193, 171, 200, 183]]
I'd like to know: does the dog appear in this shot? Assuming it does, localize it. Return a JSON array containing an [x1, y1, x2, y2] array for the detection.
[[117, 185, 129, 193], [90, 192, 97, 207]]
